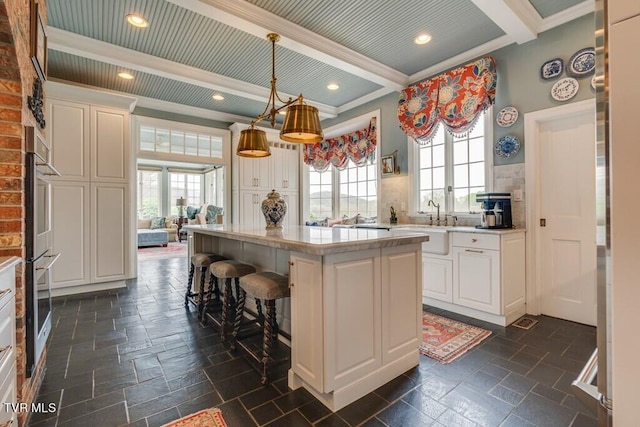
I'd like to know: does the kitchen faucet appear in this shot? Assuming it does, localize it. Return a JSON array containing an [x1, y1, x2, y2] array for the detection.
[[427, 200, 440, 225]]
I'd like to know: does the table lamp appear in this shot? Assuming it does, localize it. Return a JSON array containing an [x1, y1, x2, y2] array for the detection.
[[176, 197, 187, 218]]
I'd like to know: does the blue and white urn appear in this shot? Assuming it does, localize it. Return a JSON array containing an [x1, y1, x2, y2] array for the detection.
[[261, 189, 287, 229]]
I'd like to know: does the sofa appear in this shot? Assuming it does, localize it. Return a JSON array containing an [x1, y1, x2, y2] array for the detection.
[[137, 217, 179, 246]]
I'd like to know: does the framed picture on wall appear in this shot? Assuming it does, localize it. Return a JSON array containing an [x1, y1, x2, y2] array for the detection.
[[381, 152, 396, 176], [30, 0, 47, 81]]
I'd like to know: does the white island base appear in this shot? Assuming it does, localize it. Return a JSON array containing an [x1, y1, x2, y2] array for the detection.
[[187, 225, 427, 411]]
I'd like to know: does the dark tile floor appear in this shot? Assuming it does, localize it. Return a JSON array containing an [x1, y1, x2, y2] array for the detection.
[[29, 256, 598, 427]]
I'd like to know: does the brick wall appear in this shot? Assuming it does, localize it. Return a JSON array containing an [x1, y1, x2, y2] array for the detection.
[[1, 0, 47, 424]]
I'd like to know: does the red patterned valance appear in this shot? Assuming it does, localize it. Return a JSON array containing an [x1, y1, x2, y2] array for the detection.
[[303, 117, 377, 172], [398, 56, 497, 143]]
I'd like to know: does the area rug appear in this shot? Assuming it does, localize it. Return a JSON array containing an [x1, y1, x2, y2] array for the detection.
[[161, 407, 227, 427], [419, 312, 492, 364], [138, 241, 187, 260]]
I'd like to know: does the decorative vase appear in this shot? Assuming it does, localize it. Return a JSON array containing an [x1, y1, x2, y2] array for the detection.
[[261, 189, 287, 229]]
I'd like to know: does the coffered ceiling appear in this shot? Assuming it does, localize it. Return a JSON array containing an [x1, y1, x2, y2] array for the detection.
[[46, 0, 592, 124]]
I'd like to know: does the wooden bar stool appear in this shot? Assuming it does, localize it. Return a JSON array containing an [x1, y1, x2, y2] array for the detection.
[[206, 260, 257, 334], [231, 271, 290, 385], [185, 253, 227, 316]]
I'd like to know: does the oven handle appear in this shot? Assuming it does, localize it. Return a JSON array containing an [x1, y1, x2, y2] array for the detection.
[[36, 253, 61, 271]]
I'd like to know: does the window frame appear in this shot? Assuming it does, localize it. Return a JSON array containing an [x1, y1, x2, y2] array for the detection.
[[408, 110, 493, 219]]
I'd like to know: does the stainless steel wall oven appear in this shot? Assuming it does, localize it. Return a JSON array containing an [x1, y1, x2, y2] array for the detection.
[[25, 126, 60, 377]]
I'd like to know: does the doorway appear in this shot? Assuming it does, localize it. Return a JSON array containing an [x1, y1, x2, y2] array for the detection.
[[525, 99, 597, 326]]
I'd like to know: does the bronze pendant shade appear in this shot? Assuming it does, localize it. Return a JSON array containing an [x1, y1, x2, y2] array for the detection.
[[236, 33, 323, 158]]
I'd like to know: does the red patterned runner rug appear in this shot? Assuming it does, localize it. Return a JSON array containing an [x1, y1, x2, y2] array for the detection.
[[162, 407, 227, 427], [419, 312, 492, 364]]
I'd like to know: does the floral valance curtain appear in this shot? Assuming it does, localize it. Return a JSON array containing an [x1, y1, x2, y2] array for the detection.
[[303, 117, 377, 172], [397, 56, 497, 143]]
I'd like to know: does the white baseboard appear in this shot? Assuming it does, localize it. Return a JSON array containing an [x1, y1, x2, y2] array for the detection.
[[51, 280, 126, 297]]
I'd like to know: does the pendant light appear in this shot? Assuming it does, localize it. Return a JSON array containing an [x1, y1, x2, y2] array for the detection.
[[236, 33, 323, 158]]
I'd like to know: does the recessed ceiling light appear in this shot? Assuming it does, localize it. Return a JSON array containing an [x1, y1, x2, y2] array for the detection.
[[118, 72, 134, 80], [126, 14, 148, 28], [327, 83, 339, 91], [212, 94, 224, 101], [414, 33, 432, 45]]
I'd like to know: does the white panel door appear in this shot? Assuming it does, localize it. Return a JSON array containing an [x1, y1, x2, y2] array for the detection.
[[324, 250, 381, 391], [91, 183, 127, 282], [282, 193, 299, 228], [239, 191, 261, 227], [48, 99, 89, 181], [50, 182, 90, 288], [453, 248, 500, 314], [422, 256, 453, 303], [91, 107, 129, 182], [539, 110, 597, 325]]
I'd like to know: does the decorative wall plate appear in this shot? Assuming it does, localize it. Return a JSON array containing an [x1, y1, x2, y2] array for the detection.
[[540, 58, 563, 80], [567, 47, 596, 77], [551, 77, 579, 101], [495, 135, 521, 158], [496, 106, 519, 127]]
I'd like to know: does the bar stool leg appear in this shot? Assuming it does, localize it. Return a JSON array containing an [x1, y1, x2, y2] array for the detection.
[[201, 274, 218, 323], [262, 299, 276, 385], [220, 278, 232, 341], [198, 266, 207, 316], [184, 262, 195, 306], [255, 298, 264, 326], [230, 289, 246, 351]]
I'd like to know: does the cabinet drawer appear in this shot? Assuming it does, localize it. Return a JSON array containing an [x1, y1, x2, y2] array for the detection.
[[0, 298, 15, 351], [452, 232, 500, 250], [0, 360, 17, 426], [0, 268, 15, 312]]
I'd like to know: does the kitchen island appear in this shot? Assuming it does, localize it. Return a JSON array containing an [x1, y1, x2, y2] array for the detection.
[[184, 224, 429, 411]]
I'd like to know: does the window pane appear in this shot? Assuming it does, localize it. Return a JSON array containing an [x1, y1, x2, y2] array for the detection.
[[469, 118, 484, 138], [432, 144, 445, 167], [171, 131, 184, 154], [140, 126, 155, 151], [137, 170, 160, 218], [185, 133, 198, 156], [469, 187, 484, 212], [309, 171, 320, 185], [454, 188, 470, 212], [469, 138, 485, 162], [433, 166, 445, 189], [420, 146, 432, 168], [211, 137, 223, 158], [156, 129, 170, 153], [454, 164, 469, 188], [420, 169, 432, 189], [419, 190, 432, 212], [469, 162, 485, 187], [453, 141, 468, 164], [198, 135, 211, 157]]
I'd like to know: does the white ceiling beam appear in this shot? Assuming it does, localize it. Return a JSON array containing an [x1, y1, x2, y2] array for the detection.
[[471, 0, 541, 44], [170, 0, 408, 91], [47, 27, 339, 119], [539, 1, 595, 32]]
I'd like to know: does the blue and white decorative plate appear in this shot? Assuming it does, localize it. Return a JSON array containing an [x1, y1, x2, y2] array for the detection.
[[551, 77, 579, 101], [540, 58, 563, 80], [567, 47, 596, 77], [495, 135, 521, 158], [496, 106, 519, 127]]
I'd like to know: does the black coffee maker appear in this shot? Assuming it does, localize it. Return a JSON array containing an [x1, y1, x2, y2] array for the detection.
[[476, 192, 513, 229]]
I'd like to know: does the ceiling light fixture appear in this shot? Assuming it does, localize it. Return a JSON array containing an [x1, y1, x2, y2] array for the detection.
[[126, 14, 148, 28], [327, 83, 339, 91], [118, 71, 134, 80], [236, 33, 323, 158], [212, 94, 224, 101], [414, 33, 432, 45]]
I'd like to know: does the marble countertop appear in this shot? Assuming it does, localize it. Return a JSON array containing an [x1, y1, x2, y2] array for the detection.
[[0, 256, 21, 274], [357, 223, 526, 234], [183, 224, 430, 255]]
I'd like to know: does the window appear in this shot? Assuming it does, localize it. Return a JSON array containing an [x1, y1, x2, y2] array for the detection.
[[137, 170, 161, 219], [169, 172, 202, 215], [412, 111, 492, 215], [307, 159, 378, 220], [138, 125, 224, 160]]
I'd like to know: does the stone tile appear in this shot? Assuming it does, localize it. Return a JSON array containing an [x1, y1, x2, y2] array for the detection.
[[401, 389, 447, 420], [373, 373, 417, 402], [57, 401, 128, 427], [125, 377, 171, 406], [500, 372, 537, 395], [526, 363, 564, 387], [264, 410, 311, 427], [376, 400, 435, 426], [336, 393, 389, 426], [489, 384, 525, 406], [438, 383, 512, 426], [251, 402, 284, 426], [512, 393, 577, 427], [147, 407, 181, 427]]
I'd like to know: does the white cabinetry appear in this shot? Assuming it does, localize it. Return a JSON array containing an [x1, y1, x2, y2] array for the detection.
[[230, 123, 300, 228], [423, 230, 525, 326], [0, 257, 19, 427], [47, 89, 134, 294], [289, 245, 421, 405]]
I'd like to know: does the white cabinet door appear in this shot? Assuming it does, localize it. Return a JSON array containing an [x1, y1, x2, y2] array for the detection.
[[238, 155, 273, 191], [239, 191, 261, 227], [48, 99, 90, 181], [422, 255, 453, 303], [273, 145, 299, 192], [91, 183, 128, 283], [91, 106, 129, 182], [324, 249, 381, 391], [453, 247, 500, 314], [381, 245, 421, 364], [290, 252, 324, 391], [50, 181, 90, 289]]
